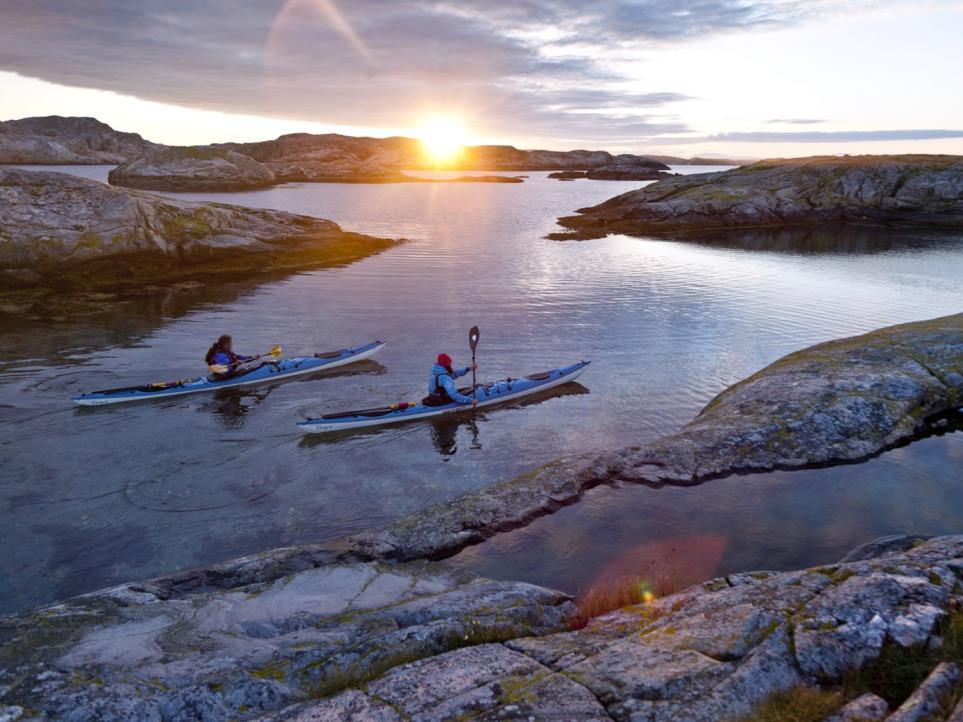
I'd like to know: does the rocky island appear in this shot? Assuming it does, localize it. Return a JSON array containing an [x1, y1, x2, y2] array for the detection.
[[551, 155, 963, 240], [0, 116, 157, 164], [0, 167, 397, 309], [1, 314, 961, 721], [107, 146, 278, 192], [548, 155, 674, 181]]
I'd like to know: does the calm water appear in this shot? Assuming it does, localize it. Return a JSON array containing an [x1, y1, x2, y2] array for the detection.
[[1, 165, 962, 613]]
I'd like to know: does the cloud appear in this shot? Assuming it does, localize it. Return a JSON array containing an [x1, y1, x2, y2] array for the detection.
[[0, 0, 845, 143], [765, 118, 827, 125], [674, 129, 963, 143]]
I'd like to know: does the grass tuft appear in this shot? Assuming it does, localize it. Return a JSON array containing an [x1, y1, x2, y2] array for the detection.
[[742, 686, 844, 722], [571, 567, 678, 629]]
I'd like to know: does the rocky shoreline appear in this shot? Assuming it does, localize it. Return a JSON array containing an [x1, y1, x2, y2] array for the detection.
[[5, 535, 963, 720], [1, 314, 961, 720], [0, 168, 398, 315], [550, 155, 963, 240]]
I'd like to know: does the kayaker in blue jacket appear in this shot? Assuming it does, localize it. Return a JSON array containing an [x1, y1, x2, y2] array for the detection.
[[425, 353, 478, 407], [205, 335, 253, 379]]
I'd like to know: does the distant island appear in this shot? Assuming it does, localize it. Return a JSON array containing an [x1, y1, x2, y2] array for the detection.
[[550, 154, 963, 240], [0, 115, 738, 190]]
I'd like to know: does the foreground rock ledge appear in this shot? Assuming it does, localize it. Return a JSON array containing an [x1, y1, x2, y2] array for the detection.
[[5, 537, 963, 720], [0, 168, 398, 292], [550, 155, 963, 240]]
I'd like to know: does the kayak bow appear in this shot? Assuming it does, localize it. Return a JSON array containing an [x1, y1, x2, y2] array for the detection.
[[297, 360, 589, 434], [72, 341, 385, 406]]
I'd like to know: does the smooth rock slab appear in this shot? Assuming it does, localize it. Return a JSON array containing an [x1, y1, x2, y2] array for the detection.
[[0, 562, 573, 721], [108, 146, 277, 191], [364, 643, 612, 721]]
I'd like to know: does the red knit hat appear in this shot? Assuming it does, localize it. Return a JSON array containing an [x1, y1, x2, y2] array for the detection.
[[437, 353, 453, 367]]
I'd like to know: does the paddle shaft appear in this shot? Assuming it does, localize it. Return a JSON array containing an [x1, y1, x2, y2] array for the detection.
[[212, 345, 282, 373], [468, 326, 480, 409]]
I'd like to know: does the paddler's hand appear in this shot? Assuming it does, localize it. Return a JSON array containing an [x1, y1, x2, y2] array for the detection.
[[470, 363, 478, 371], [471, 398, 478, 408]]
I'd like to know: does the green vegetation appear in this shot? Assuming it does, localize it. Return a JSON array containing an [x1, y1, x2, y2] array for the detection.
[[251, 663, 286, 682], [742, 686, 844, 722], [572, 572, 676, 629], [159, 211, 212, 243], [77, 231, 102, 249], [747, 608, 963, 720], [842, 608, 963, 707]]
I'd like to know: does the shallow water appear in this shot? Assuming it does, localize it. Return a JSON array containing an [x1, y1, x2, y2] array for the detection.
[[2, 165, 962, 613]]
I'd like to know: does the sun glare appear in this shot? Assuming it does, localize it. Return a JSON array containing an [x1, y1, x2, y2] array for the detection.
[[416, 115, 469, 165]]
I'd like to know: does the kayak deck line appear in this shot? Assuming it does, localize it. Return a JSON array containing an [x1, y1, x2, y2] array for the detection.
[[72, 341, 385, 406], [297, 360, 590, 434]]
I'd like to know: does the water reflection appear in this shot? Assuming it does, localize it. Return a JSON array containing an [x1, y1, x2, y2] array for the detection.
[[679, 225, 963, 255], [449, 428, 963, 596]]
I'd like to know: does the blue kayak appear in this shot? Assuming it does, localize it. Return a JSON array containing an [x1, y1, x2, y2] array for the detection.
[[72, 341, 385, 406], [297, 360, 589, 433]]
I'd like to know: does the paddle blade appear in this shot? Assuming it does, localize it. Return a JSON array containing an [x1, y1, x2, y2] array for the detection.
[[468, 326, 480, 351], [269, 345, 282, 357], [208, 364, 228, 374]]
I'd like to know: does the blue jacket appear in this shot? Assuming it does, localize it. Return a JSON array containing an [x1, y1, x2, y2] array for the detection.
[[427, 363, 474, 403], [209, 350, 251, 368]]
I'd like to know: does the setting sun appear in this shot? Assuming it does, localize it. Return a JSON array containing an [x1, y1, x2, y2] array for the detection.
[[415, 115, 469, 164]]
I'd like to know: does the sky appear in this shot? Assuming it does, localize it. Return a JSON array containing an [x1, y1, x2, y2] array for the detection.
[[1, 0, 962, 157]]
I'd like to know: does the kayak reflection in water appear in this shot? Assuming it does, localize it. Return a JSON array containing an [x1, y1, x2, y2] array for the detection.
[[424, 353, 478, 408], [205, 335, 254, 380]]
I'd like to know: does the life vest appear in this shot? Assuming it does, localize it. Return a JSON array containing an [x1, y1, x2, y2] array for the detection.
[[425, 367, 455, 406]]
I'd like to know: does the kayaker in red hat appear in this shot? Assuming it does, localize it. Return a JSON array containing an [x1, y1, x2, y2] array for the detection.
[[425, 352, 477, 407]]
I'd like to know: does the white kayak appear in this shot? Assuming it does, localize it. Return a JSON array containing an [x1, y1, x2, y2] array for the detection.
[[297, 360, 589, 433], [72, 341, 385, 406]]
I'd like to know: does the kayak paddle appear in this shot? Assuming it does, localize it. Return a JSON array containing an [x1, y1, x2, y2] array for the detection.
[[468, 325, 480, 406], [209, 344, 282, 374]]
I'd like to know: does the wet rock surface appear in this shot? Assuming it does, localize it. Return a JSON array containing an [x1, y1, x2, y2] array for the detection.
[[0, 116, 156, 164], [107, 146, 277, 191], [551, 155, 963, 240], [6, 538, 963, 720], [0, 167, 397, 292]]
